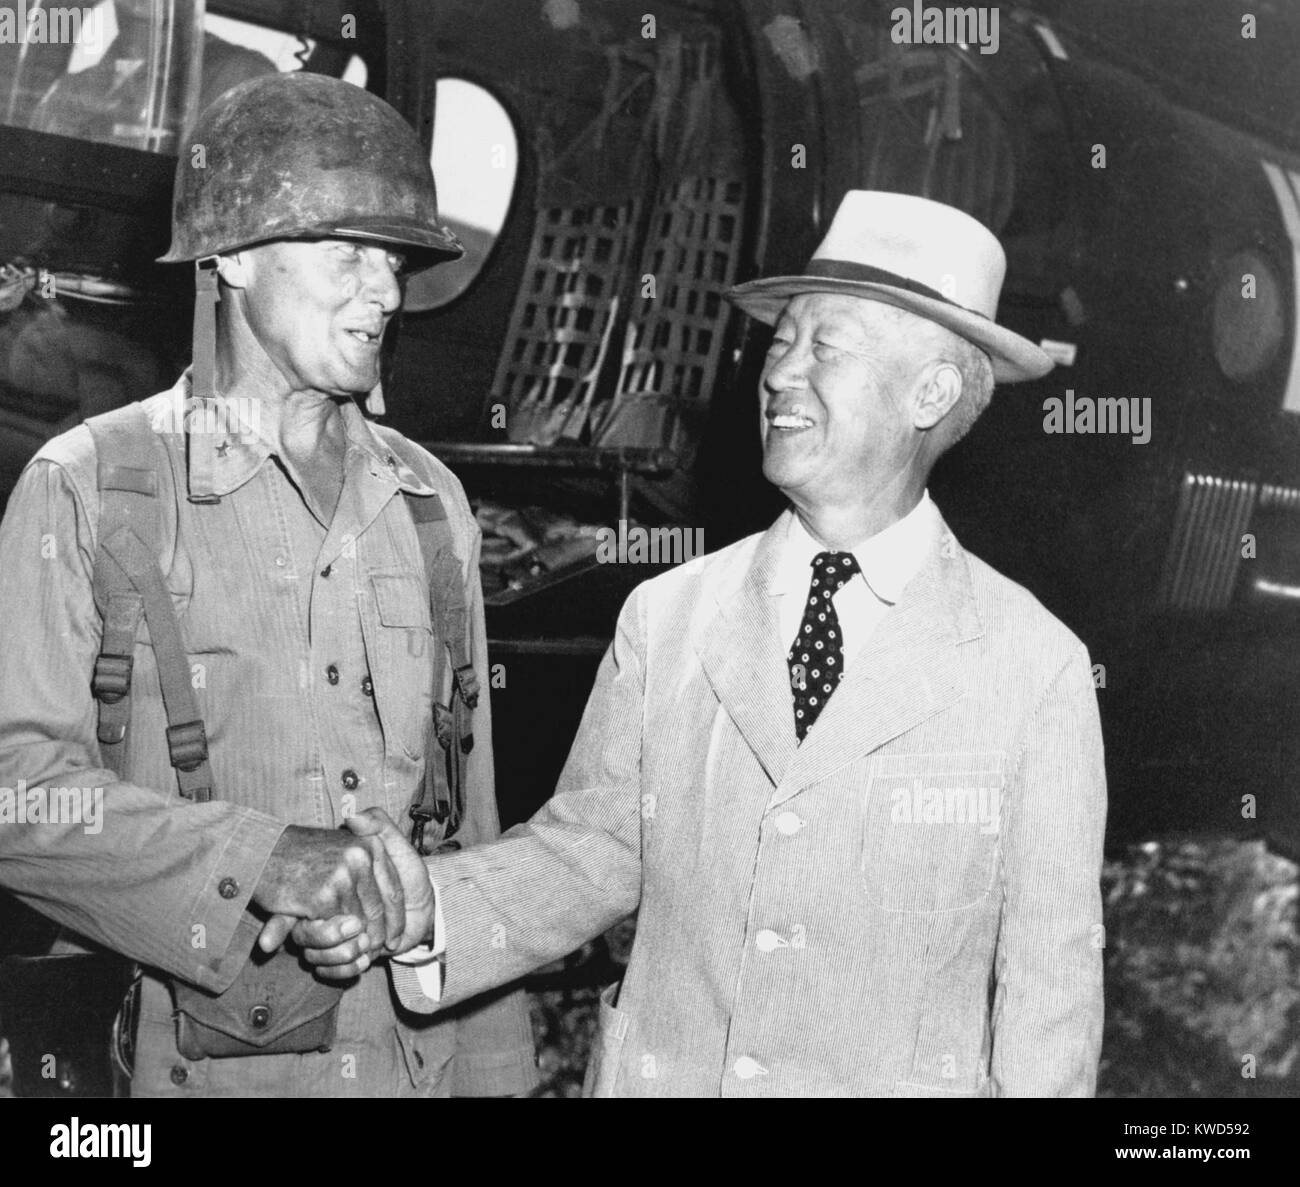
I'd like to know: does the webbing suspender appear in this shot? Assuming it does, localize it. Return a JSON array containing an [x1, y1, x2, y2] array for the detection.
[[86, 408, 472, 825], [87, 405, 214, 803], [403, 492, 479, 854]]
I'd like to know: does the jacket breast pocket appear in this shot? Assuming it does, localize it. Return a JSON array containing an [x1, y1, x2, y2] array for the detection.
[[581, 982, 629, 1099], [367, 571, 435, 762], [860, 753, 1005, 913]]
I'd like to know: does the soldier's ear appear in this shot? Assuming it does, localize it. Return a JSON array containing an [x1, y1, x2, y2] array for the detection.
[[215, 251, 251, 290], [913, 361, 963, 431]]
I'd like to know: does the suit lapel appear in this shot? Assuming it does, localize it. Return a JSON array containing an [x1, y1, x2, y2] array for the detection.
[[695, 514, 798, 788], [772, 515, 983, 805]]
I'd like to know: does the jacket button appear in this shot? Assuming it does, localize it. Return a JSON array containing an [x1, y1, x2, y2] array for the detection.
[[248, 1005, 271, 1031], [218, 877, 239, 900], [320, 563, 332, 578], [326, 663, 340, 685], [342, 769, 359, 790], [755, 929, 787, 953], [774, 811, 804, 836], [733, 1056, 767, 1080], [361, 675, 373, 697], [170, 1065, 189, 1086]]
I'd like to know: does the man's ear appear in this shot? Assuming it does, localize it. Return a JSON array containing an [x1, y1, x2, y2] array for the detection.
[[215, 251, 251, 290], [913, 361, 963, 431]]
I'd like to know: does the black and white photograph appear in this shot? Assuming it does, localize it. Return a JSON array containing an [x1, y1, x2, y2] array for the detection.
[[0, 0, 1296, 1149]]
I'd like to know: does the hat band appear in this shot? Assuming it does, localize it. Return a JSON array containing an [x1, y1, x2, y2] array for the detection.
[[803, 258, 975, 315]]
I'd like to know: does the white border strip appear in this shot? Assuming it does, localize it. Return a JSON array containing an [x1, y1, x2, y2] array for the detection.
[[1261, 159, 1300, 414]]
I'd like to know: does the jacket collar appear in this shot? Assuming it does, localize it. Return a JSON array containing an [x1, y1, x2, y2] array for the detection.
[[695, 503, 983, 797], [154, 370, 435, 500]]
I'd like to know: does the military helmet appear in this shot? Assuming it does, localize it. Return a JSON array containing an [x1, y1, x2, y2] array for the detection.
[[160, 72, 463, 271]]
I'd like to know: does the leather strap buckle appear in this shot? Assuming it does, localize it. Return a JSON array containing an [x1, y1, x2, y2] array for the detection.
[[166, 720, 209, 773], [92, 653, 134, 704]]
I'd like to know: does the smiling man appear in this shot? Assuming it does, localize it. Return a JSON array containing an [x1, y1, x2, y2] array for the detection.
[[0, 73, 536, 1098], [310, 189, 1109, 1097]]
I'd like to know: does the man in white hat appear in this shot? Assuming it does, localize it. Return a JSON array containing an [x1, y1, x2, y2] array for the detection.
[[297, 191, 1107, 1097]]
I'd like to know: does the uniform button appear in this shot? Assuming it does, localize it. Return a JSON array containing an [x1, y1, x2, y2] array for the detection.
[[733, 1056, 767, 1080], [755, 929, 787, 953], [248, 1005, 271, 1031], [217, 877, 239, 900], [361, 675, 374, 697], [320, 563, 332, 578], [341, 769, 359, 790], [326, 663, 340, 685], [774, 811, 804, 836], [274, 554, 287, 567], [170, 1065, 189, 1086]]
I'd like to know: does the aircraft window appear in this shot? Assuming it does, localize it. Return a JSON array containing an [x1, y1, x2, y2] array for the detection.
[[1211, 249, 1285, 382], [405, 78, 519, 313], [848, 39, 1015, 234], [0, 1, 367, 154], [202, 12, 368, 94]]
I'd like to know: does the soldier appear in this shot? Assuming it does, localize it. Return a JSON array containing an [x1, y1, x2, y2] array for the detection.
[[0, 72, 536, 1098]]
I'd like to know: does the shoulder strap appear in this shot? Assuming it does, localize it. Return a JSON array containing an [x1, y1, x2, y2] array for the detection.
[[402, 491, 479, 851], [87, 404, 213, 803]]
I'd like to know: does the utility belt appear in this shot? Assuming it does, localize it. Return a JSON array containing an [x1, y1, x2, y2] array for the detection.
[[2, 403, 479, 1087]]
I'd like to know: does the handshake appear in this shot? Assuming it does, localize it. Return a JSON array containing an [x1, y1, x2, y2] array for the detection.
[[250, 808, 433, 981]]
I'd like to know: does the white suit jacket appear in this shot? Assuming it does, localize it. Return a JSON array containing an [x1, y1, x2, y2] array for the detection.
[[393, 507, 1107, 1097]]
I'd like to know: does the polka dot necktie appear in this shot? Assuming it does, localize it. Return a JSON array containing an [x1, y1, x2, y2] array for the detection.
[[787, 551, 860, 742]]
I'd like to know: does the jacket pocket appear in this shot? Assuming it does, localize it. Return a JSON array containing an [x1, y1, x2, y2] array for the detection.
[[861, 753, 1005, 912], [366, 571, 435, 761], [581, 982, 630, 1098], [395, 1021, 456, 1096]]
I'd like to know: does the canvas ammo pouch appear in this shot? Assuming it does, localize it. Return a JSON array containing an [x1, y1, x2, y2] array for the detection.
[[86, 405, 345, 1062], [169, 945, 343, 1060]]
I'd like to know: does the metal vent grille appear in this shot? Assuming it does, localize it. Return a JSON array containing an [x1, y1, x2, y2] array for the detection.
[[593, 176, 745, 456], [1159, 473, 1258, 610], [1259, 483, 1300, 513], [495, 201, 641, 444]]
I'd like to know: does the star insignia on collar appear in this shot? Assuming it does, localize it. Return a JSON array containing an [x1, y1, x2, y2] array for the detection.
[[216, 440, 230, 458]]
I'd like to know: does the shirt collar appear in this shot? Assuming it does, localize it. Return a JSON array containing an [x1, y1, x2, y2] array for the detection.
[[770, 491, 941, 605], [155, 370, 434, 499]]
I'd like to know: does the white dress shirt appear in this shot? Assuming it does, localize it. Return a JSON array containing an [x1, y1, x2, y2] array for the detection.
[[774, 491, 940, 666], [396, 491, 943, 999]]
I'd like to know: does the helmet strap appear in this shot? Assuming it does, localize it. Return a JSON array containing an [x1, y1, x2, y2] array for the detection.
[[187, 256, 222, 504]]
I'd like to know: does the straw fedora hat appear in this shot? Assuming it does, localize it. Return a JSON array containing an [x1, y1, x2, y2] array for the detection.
[[726, 190, 1053, 383]]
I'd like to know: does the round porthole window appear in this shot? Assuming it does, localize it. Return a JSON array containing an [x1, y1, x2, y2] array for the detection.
[[1211, 249, 1285, 382], [405, 78, 518, 313]]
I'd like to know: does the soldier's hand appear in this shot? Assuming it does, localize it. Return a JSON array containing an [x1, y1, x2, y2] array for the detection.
[[251, 823, 407, 966], [290, 809, 435, 979]]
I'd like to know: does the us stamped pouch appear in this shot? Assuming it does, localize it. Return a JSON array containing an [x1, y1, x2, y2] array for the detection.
[[169, 945, 343, 1060]]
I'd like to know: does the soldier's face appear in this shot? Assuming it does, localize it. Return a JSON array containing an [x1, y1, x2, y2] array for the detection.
[[759, 294, 930, 508], [238, 239, 405, 397]]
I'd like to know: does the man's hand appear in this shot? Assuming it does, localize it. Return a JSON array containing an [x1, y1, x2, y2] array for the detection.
[[252, 822, 408, 968], [274, 809, 436, 981]]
